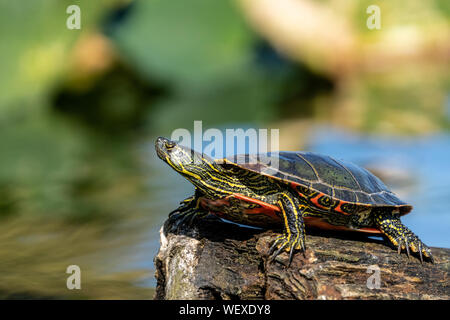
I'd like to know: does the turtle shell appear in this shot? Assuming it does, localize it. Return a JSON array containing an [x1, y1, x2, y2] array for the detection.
[[222, 151, 412, 215]]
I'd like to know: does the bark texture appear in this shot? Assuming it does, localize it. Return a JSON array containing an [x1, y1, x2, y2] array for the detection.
[[154, 216, 449, 300]]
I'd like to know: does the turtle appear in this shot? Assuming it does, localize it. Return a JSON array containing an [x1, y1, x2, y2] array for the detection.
[[155, 136, 433, 264]]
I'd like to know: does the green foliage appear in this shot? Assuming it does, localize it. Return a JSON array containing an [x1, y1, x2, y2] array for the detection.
[[0, 0, 110, 111], [112, 0, 255, 87], [110, 0, 291, 132]]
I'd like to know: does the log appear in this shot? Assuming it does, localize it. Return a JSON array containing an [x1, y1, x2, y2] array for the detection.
[[154, 215, 449, 300]]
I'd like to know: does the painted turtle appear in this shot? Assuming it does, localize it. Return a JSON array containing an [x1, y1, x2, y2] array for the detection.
[[155, 137, 433, 264]]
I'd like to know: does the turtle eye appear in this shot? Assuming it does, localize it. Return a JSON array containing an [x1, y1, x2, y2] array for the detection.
[[165, 140, 176, 149]]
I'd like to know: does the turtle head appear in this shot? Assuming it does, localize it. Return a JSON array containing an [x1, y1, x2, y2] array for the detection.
[[155, 137, 223, 186], [155, 137, 198, 167], [156, 137, 246, 196]]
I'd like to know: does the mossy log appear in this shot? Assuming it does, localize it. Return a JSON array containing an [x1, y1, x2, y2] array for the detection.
[[154, 216, 449, 300]]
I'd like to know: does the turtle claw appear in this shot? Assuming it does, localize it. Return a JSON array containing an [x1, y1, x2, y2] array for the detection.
[[288, 245, 296, 265], [393, 234, 433, 263], [417, 242, 424, 264], [178, 210, 195, 225], [268, 235, 284, 256], [167, 209, 202, 233], [405, 238, 410, 258], [169, 204, 191, 218], [168, 208, 179, 218], [378, 215, 434, 264], [272, 241, 288, 261], [167, 193, 208, 230], [167, 196, 208, 233], [269, 233, 306, 266]]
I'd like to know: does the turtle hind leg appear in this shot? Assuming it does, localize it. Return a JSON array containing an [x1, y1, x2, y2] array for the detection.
[[375, 211, 433, 263], [269, 192, 306, 266]]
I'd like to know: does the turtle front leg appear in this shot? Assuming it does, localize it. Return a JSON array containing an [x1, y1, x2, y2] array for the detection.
[[375, 212, 433, 263], [168, 194, 197, 217], [269, 192, 306, 265], [168, 189, 208, 227]]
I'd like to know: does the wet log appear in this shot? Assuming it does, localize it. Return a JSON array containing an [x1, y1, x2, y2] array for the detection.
[[154, 216, 449, 300]]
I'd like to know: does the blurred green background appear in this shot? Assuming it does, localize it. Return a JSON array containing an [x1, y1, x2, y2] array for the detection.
[[0, 0, 448, 299]]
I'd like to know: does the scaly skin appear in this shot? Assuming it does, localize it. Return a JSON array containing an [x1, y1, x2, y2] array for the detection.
[[268, 192, 306, 265], [375, 212, 433, 263], [168, 190, 208, 230]]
